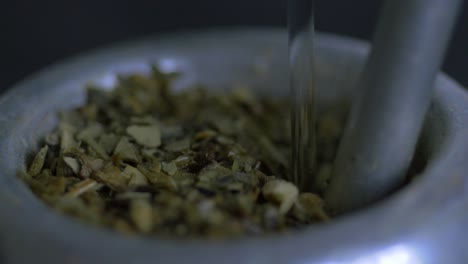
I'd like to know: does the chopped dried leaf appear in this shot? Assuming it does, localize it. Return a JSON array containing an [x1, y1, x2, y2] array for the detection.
[[21, 68, 343, 238], [59, 123, 77, 152], [160, 125, 183, 140], [113, 137, 139, 163], [77, 155, 104, 178], [124, 165, 149, 188], [83, 138, 109, 159], [262, 180, 299, 214], [31, 172, 67, 198], [93, 164, 128, 192], [174, 155, 191, 167], [28, 145, 48, 177], [63, 157, 80, 175], [164, 138, 190, 152], [137, 165, 177, 191], [126, 125, 161, 148], [130, 199, 153, 233], [98, 133, 120, 154], [161, 162, 178, 176], [65, 179, 100, 198], [77, 123, 103, 142], [194, 130, 217, 141], [148, 161, 162, 173], [291, 193, 329, 222], [198, 163, 231, 182], [141, 147, 157, 156]]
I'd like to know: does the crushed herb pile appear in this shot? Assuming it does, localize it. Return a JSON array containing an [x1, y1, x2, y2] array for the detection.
[[21, 67, 345, 238]]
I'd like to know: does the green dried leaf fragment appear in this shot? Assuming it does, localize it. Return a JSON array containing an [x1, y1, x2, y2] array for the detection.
[[123, 165, 149, 188], [20, 68, 343, 238], [292, 193, 329, 222], [98, 133, 120, 154], [65, 178, 100, 198], [63, 157, 80, 175], [194, 130, 217, 141], [172, 171, 196, 187], [161, 162, 177, 176], [93, 164, 128, 192], [148, 161, 162, 173], [198, 163, 232, 182], [137, 165, 177, 191], [28, 145, 48, 177], [160, 125, 184, 140], [141, 148, 158, 157], [231, 158, 240, 172], [56, 156, 76, 177], [233, 172, 260, 187], [230, 154, 256, 173], [164, 138, 190, 152], [58, 124, 77, 153], [41, 174, 67, 194], [210, 116, 236, 136], [113, 137, 139, 163], [174, 155, 191, 167], [130, 199, 153, 233], [77, 123, 103, 142], [262, 180, 298, 214], [82, 137, 109, 159], [28, 172, 67, 200], [126, 125, 161, 148], [76, 155, 104, 178]]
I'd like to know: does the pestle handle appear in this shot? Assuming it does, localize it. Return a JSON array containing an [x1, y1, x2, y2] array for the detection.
[[325, 0, 462, 214]]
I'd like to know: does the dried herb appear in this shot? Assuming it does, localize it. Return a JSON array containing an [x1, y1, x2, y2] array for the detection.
[[20, 66, 346, 238]]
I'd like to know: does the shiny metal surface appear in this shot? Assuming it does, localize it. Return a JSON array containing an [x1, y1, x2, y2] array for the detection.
[[0, 29, 466, 264], [326, 0, 463, 214]]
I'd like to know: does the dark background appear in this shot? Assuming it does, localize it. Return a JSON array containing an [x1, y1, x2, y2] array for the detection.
[[1, 0, 467, 92]]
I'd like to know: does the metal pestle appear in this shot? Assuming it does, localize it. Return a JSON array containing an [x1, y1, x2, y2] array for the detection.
[[288, 0, 316, 190], [325, 0, 462, 214]]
